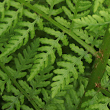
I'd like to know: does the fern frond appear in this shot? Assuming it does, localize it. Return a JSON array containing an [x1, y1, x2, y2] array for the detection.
[[1, 0, 110, 109], [28, 46, 55, 81], [2, 86, 23, 110], [51, 53, 85, 98], [44, 27, 68, 46], [33, 4, 49, 15], [0, 12, 41, 60], [23, 9, 43, 30], [73, 11, 110, 31], [18, 80, 41, 95], [0, 55, 13, 64], [18, 80, 45, 108], [63, 86, 80, 109], [21, 105, 34, 110], [81, 89, 110, 110], [0, 70, 12, 94], [70, 44, 92, 63], [46, 0, 64, 6], [6, 66, 27, 80], [33, 0, 63, 17], [30, 66, 53, 88], [72, 29, 93, 43], [93, 0, 105, 13], [0, 0, 11, 19], [28, 34, 64, 81], [41, 88, 64, 110], [100, 59, 110, 92], [55, 16, 71, 28], [40, 38, 62, 56], [0, 3, 23, 36], [51, 68, 70, 98], [63, 0, 91, 19], [14, 38, 39, 73], [72, 28, 103, 48], [17, 0, 97, 56]]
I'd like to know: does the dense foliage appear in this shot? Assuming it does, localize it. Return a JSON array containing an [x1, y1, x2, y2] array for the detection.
[[0, 0, 110, 110]]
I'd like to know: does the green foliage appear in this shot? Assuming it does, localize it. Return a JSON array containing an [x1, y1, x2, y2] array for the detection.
[[0, 0, 110, 110]]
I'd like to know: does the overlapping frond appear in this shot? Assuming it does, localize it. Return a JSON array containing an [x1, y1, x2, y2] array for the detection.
[[0, 0, 110, 110], [28, 37, 62, 81], [33, 0, 64, 16], [70, 44, 92, 63], [93, 0, 105, 13], [0, 70, 12, 94], [14, 38, 39, 73], [2, 86, 24, 110], [79, 58, 110, 110], [0, 1, 43, 60], [64, 0, 91, 19], [73, 10, 110, 31], [51, 53, 86, 98], [41, 88, 64, 110], [101, 59, 110, 91], [81, 89, 110, 110]]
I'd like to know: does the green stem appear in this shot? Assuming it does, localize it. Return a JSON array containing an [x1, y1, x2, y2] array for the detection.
[[0, 62, 40, 110], [77, 25, 110, 109], [100, 88, 110, 97], [16, 0, 97, 56]]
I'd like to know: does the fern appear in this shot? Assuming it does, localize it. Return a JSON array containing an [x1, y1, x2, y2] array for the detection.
[[0, 0, 110, 110]]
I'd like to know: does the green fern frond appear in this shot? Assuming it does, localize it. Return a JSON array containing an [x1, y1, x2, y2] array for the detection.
[[2, 86, 23, 110], [0, 70, 12, 94], [30, 66, 53, 88], [23, 9, 44, 30], [28, 36, 63, 81], [6, 66, 27, 79], [55, 16, 71, 28], [28, 45, 55, 81], [21, 105, 34, 110], [0, 0, 11, 19], [52, 0, 92, 32], [70, 44, 92, 63], [81, 89, 110, 110], [1, 0, 110, 109], [44, 27, 68, 46], [41, 88, 64, 110], [101, 59, 110, 91], [63, 86, 80, 109], [72, 28, 103, 48], [14, 38, 39, 73], [93, 0, 105, 13], [51, 68, 70, 98], [0, 14, 40, 60], [62, 54, 85, 73], [0, 3, 43, 60], [46, 0, 64, 6], [33, 4, 49, 15], [0, 4, 23, 36], [64, 0, 91, 19], [62, 6, 74, 20], [33, 0, 63, 17], [72, 29, 93, 44], [18, 80, 41, 95], [51, 53, 85, 98], [18, 80, 45, 108], [40, 38, 62, 56], [73, 11, 110, 31], [0, 55, 12, 64]]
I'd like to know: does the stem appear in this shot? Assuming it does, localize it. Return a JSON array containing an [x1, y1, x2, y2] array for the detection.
[[100, 88, 110, 97], [16, 0, 97, 56], [77, 25, 110, 109], [0, 62, 40, 110]]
